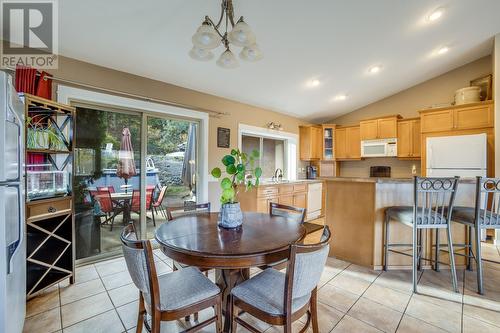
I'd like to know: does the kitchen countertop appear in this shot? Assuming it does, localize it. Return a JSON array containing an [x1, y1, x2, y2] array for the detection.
[[258, 179, 324, 185], [321, 176, 477, 184]]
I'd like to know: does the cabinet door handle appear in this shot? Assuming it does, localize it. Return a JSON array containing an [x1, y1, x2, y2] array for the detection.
[[48, 206, 57, 213]]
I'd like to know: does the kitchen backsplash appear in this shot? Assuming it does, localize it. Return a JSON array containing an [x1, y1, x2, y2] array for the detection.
[[339, 157, 421, 178]]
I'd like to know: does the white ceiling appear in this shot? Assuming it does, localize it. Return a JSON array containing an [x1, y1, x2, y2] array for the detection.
[[58, 0, 500, 122]]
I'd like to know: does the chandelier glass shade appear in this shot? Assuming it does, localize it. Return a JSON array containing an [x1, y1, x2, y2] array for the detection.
[[190, 0, 262, 68]]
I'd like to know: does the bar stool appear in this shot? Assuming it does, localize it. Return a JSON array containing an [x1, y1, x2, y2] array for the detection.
[[383, 176, 460, 293], [450, 176, 500, 294]]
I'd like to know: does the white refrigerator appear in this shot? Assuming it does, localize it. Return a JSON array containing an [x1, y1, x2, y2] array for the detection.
[[426, 133, 487, 178], [0, 72, 26, 333]]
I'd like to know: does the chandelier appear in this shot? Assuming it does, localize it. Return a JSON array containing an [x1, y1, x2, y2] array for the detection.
[[189, 0, 262, 68]]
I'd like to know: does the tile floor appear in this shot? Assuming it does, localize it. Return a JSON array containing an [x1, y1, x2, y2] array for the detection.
[[24, 245, 500, 333]]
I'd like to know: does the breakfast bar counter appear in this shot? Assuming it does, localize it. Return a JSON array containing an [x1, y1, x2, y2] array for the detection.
[[322, 177, 476, 269]]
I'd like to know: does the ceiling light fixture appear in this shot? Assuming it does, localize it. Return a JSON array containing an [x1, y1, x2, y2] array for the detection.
[[308, 79, 321, 88], [437, 46, 449, 55], [334, 94, 347, 101], [427, 8, 444, 22], [190, 0, 262, 69], [368, 65, 382, 74]]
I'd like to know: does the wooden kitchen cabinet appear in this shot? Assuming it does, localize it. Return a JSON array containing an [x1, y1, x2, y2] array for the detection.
[[360, 116, 399, 140], [397, 118, 421, 159], [293, 192, 307, 208], [420, 101, 493, 133], [335, 126, 360, 160], [321, 124, 336, 160], [299, 125, 322, 160]]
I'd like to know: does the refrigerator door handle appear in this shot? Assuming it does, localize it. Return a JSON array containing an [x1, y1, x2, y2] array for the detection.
[[5, 182, 22, 275]]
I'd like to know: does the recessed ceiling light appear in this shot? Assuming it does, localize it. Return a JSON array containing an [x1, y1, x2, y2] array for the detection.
[[427, 8, 444, 22], [368, 65, 382, 74], [334, 94, 347, 101], [437, 46, 449, 55], [307, 79, 320, 87]]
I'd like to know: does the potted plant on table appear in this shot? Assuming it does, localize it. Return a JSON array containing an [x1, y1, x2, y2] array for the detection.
[[211, 148, 262, 228]]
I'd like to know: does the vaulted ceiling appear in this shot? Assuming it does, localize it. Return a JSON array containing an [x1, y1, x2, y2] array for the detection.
[[59, 0, 500, 122]]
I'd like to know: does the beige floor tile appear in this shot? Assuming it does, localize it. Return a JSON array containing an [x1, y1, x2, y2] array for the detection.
[[95, 257, 127, 277], [463, 304, 500, 328], [348, 297, 402, 333], [417, 269, 464, 302], [108, 283, 140, 307], [396, 315, 447, 333], [116, 300, 139, 330], [297, 302, 343, 333], [62, 309, 125, 333], [59, 278, 105, 305], [23, 307, 61, 333], [463, 287, 500, 312], [328, 273, 371, 295], [332, 314, 383, 333], [26, 284, 60, 318], [262, 321, 311, 333], [411, 293, 462, 314], [318, 258, 350, 287], [155, 260, 173, 275], [363, 284, 411, 312], [101, 270, 133, 290], [74, 265, 99, 284], [405, 297, 461, 333], [463, 314, 500, 333], [61, 292, 114, 328], [374, 270, 422, 295], [318, 284, 359, 313], [343, 264, 380, 283]]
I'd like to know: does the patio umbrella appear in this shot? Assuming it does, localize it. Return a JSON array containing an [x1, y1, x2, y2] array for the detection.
[[182, 123, 196, 194], [117, 127, 137, 193]]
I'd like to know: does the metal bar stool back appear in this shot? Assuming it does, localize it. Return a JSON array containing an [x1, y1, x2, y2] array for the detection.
[[451, 177, 500, 294], [384, 176, 460, 293]]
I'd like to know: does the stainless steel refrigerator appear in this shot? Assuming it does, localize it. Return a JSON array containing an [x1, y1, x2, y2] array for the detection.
[[0, 72, 26, 333]]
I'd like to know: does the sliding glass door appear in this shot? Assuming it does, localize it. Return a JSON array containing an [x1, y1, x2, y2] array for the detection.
[[73, 106, 199, 262]]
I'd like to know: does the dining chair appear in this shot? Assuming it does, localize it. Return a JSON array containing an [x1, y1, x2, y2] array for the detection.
[[383, 176, 460, 293], [260, 203, 307, 271], [151, 185, 168, 221], [166, 202, 211, 221], [95, 190, 121, 231], [131, 189, 156, 225], [120, 224, 222, 333], [97, 186, 115, 193], [450, 176, 500, 294], [229, 226, 331, 333]]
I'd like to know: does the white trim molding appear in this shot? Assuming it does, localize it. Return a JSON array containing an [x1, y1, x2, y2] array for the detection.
[[57, 85, 209, 203], [238, 123, 298, 180]]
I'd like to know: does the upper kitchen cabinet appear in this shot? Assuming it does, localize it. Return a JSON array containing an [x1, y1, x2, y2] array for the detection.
[[360, 115, 399, 140], [299, 125, 323, 160], [397, 118, 421, 159], [321, 124, 336, 160], [420, 101, 493, 133], [335, 126, 361, 160]]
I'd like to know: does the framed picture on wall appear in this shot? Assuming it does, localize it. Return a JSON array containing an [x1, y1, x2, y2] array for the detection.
[[470, 74, 492, 101], [217, 127, 230, 148]]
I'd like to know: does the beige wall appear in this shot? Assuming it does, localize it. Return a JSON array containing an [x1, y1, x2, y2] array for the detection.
[[331, 55, 492, 126], [328, 55, 492, 178], [49, 56, 310, 173]]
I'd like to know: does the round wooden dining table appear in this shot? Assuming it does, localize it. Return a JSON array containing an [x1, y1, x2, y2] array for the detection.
[[155, 212, 306, 332]]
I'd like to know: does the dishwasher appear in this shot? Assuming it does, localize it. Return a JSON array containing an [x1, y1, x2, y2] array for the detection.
[[306, 182, 323, 220]]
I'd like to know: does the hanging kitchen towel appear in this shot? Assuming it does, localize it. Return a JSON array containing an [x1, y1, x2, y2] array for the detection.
[[35, 71, 53, 99], [15, 65, 38, 94]]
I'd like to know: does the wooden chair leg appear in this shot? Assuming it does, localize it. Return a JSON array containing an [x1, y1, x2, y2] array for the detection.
[[310, 288, 319, 333], [136, 294, 145, 333], [229, 295, 236, 333], [194, 312, 199, 321], [215, 297, 222, 333], [152, 313, 161, 333]]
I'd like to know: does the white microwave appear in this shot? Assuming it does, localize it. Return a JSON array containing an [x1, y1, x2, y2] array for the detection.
[[361, 138, 397, 157]]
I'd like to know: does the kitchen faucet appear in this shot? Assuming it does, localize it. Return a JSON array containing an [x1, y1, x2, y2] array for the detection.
[[273, 168, 283, 182]]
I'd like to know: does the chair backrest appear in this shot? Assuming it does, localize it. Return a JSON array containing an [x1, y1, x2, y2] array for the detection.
[[97, 186, 115, 193], [413, 176, 459, 227], [166, 202, 211, 221], [130, 189, 155, 212], [96, 190, 114, 213], [120, 225, 160, 310], [284, 226, 331, 310], [269, 202, 306, 224], [474, 177, 500, 226], [154, 186, 168, 205]]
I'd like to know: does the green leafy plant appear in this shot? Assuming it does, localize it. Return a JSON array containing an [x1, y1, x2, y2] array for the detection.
[[211, 149, 262, 204]]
